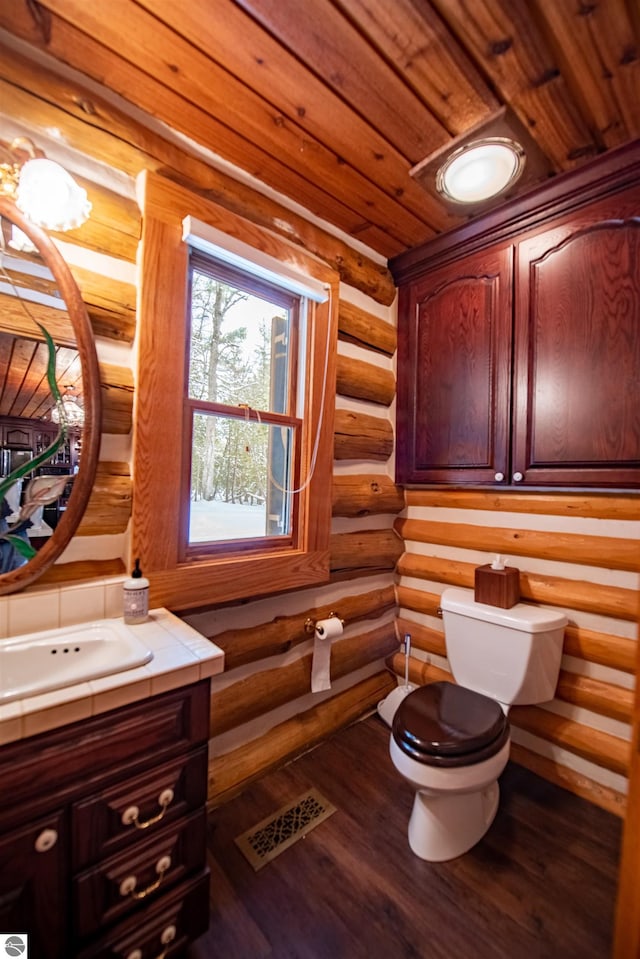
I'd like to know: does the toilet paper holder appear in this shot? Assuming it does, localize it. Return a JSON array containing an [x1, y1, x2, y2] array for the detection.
[[304, 612, 344, 634]]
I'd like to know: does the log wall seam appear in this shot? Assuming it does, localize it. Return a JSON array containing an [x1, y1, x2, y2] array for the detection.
[[394, 495, 640, 808]]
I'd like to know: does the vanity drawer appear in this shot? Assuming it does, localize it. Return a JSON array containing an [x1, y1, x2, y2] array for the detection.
[[73, 746, 207, 870], [74, 808, 207, 939], [0, 681, 210, 818], [76, 870, 210, 959]]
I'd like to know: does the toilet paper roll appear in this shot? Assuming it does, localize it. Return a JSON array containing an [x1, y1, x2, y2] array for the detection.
[[311, 616, 343, 693]]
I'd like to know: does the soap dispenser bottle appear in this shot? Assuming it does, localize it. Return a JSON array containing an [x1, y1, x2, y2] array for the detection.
[[123, 558, 149, 624]]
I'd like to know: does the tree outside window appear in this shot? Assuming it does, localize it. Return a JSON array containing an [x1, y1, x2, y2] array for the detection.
[[185, 253, 299, 553]]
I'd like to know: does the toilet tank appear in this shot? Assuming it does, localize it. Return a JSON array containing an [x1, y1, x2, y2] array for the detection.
[[439, 587, 567, 705]]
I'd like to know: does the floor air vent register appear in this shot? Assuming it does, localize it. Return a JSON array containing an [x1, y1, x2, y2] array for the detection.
[[235, 788, 336, 870]]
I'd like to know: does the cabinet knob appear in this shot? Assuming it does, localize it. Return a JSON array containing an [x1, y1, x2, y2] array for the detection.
[[494, 472, 504, 482], [121, 787, 175, 830], [34, 828, 58, 853], [513, 471, 524, 482], [160, 925, 177, 946], [119, 874, 138, 897], [125, 924, 176, 959], [125, 924, 177, 959]]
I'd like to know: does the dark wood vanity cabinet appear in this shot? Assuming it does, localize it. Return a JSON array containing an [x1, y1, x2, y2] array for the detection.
[[394, 150, 640, 488], [0, 681, 211, 959], [0, 811, 68, 959]]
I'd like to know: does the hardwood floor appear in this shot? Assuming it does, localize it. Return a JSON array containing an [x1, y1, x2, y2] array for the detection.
[[189, 714, 622, 958]]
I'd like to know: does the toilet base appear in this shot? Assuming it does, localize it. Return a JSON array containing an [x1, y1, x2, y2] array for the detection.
[[407, 780, 500, 862]]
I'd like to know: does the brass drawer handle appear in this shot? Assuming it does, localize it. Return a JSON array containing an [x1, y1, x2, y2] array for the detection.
[[119, 855, 171, 900], [125, 926, 176, 959], [121, 788, 175, 830]]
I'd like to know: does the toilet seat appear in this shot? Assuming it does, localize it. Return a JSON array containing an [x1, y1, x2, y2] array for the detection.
[[392, 681, 509, 767]]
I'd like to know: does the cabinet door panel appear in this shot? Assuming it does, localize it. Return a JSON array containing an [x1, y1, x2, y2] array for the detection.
[[515, 198, 640, 486], [0, 811, 67, 959], [397, 246, 513, 484], [3, 426, 32, 448]]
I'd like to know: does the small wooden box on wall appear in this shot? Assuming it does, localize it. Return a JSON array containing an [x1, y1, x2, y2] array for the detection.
[[474, 557, 520, 609]]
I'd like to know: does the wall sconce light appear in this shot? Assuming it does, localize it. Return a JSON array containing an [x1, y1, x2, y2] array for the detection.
[[436, 137, 526, 205], [0, 136, 91, 232]]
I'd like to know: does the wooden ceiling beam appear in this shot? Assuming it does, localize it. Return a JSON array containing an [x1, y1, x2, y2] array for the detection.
[[26, 0, 433, 250], [235, 0, 451, 164], [0, 47, 396, 305], [136, 0, 455, 236], [4, 64, 401, 255], [534, 0, 640, 148], [431, 0, 600, 169], [333, 0, 499, 135]]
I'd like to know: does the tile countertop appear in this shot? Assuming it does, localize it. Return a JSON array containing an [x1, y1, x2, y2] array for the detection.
[[0, 608, 224, 746]]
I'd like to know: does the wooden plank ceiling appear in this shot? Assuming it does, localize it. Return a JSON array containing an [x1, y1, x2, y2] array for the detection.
[[0, 0, 639, 262]]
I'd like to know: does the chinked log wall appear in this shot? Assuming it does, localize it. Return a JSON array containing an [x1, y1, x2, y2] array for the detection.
[[4, 52, 406, 804], [205, 298, 403, 805], [38, 179, 139, 585], [36, 165, 404, 802], [392, 491, 640, 818], [20, 49, 632, 818], [2, 37, 397, 586], [33, 168, 404, 805]]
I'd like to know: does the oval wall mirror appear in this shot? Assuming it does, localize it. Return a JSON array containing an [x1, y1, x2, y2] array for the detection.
[[0, 196, 101, 594]]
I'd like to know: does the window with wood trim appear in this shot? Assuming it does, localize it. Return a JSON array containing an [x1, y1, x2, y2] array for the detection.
[[133, 171, 338, 610], [184, 252, 302, 558]]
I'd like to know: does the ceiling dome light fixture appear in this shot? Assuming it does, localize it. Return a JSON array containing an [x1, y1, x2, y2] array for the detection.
[[51, 388, 85, 428], [436, 137, 526, 205]]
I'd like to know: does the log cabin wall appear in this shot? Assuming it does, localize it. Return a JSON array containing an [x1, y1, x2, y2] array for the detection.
[[187, 290, 402, 806], [4, 134, 638, 817], [31, 182, 137, 586], [0, 91, 403, 804], [390, 490, 640, 818], [3, 51, 637, 817]]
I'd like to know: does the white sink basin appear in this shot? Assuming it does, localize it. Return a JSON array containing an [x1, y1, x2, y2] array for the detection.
[[0, 620, 154, 704]]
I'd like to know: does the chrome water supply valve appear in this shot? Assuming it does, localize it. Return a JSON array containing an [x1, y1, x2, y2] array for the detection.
[[404, 633, 411, 689]]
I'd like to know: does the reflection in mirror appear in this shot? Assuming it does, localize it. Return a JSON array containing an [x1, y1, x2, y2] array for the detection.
[[0, 196, 100, 593]]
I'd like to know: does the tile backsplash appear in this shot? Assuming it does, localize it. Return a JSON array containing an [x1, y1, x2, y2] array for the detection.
[[0, 576, 127, 639]]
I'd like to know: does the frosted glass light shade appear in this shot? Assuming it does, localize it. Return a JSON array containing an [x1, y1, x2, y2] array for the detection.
[[16, 158, 92, 231], [437, 138, 525, 204], [51, 394, 85, 427]]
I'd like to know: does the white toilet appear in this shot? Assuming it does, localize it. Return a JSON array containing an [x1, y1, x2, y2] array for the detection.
[[390, 586, 567, 862]]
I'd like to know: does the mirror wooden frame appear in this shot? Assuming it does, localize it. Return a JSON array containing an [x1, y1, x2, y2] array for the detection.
[[0, 196, 101, 594]]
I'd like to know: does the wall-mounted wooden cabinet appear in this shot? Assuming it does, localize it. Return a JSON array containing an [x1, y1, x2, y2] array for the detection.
[[392, 144, 640, 489], [513, 190, 640, 487], [396, 244, 513, 485], [0, 416, 78, 471]]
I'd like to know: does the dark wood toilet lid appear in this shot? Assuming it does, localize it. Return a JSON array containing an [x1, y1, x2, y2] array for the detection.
[[392, 681, 510, 767]]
